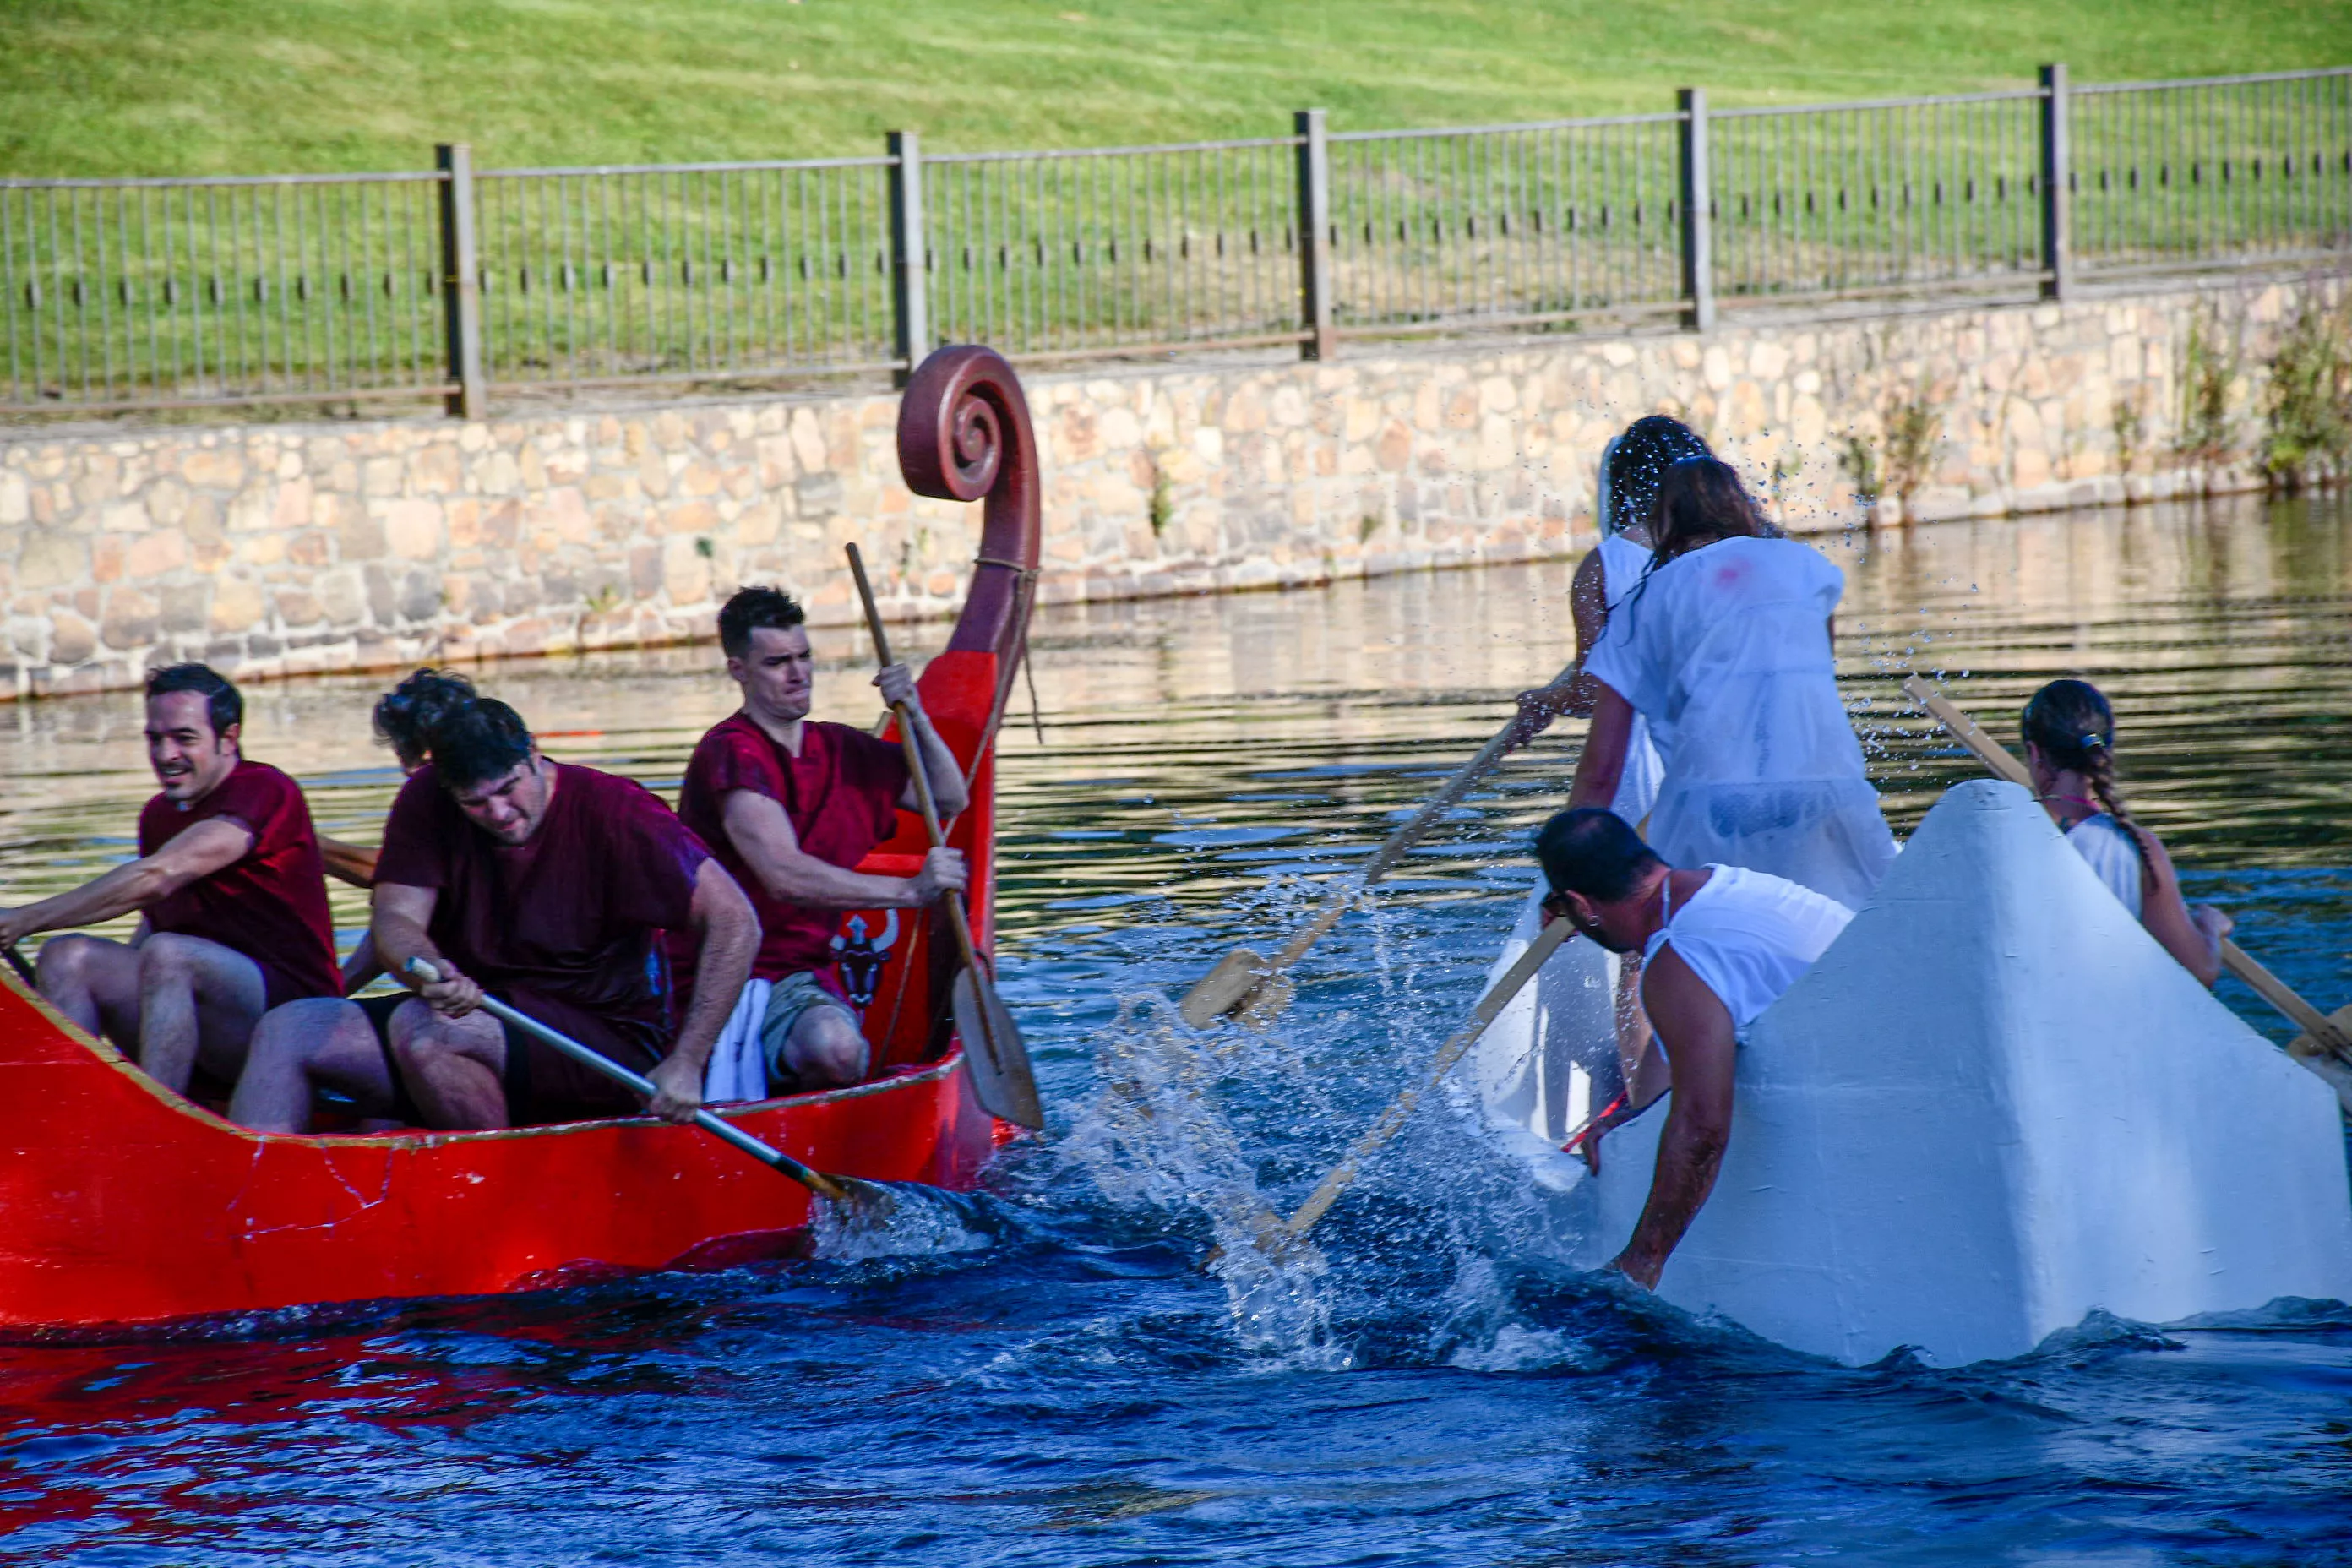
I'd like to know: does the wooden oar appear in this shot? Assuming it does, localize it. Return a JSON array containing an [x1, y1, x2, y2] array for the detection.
[[845, 543, 1045, 1131], [3, 943, 33, 987], [404, 958, 872, 1204], [1903, 674, 2352, 1073], [1179, 667, 1576, 1031], [1219, 917, 1576, 1263]]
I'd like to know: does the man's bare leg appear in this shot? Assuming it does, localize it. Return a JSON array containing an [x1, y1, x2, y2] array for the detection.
[[134, 932, 269, 1095], [781, 1005, 868, 1091], [231, 999, 397, 1134], [390, 1001, 509, 1129], [35, 934, 144, 1050]]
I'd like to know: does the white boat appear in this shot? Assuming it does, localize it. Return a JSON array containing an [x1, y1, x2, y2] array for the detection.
[[1484, 778, 2352, 1366]]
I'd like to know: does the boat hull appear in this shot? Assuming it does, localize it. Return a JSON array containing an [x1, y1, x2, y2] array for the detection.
[[1569, 781, 2352, 1366]]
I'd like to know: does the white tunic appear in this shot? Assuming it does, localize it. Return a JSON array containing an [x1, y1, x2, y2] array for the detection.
[[1594, 532, 1665, 823], [1643, 864, 1855, 1034], [1582, 536, 1897, 910], [2065, 814, 2144, 917]]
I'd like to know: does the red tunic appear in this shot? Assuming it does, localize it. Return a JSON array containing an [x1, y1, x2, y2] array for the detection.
[[677, 714, 910, 983], [136, 759, 340, 1010], [375, 762, 712, 1121]]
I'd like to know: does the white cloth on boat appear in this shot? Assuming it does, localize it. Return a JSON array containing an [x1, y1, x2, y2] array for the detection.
[[702, 977, 773, 1104], [1593, 531, 1666, 823], [1477, 877, 1627, 1146], [1642, 863, 1855, 1035], [2065, 813, 2144, 917], [1582, 535, 1897, 909]]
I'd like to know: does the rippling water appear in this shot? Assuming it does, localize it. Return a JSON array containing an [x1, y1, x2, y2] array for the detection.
[[4, 493, 2352, 1564]]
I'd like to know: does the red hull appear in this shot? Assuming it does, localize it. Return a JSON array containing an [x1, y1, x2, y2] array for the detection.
[[0, 346, 1048, 1333]]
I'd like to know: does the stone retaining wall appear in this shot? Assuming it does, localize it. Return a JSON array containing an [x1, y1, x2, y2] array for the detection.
[[1, 273, 2339, 698]]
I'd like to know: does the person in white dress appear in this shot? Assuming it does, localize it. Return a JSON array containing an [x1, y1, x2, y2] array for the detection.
[[1534, 807, 1854, 1289], [2022, 678, 2230, 985], [1477, 419, 1711, 1154], [1567, 456, 1897, 910]]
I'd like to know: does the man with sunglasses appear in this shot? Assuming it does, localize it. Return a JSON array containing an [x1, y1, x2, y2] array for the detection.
[[1537, 807, 1854, 1290]]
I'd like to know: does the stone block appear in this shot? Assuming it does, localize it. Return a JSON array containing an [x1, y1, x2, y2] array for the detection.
[[210, 577, 264, 634], [182, 448, 247, 491], [382, 498, 444, 559], [125, 531, 187, 580]]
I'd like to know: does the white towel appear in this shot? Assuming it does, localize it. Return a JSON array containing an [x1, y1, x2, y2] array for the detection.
[[701, 977, 773, 1104]]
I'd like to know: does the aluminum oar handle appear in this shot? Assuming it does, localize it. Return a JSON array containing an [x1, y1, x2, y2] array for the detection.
[[401, 958, 849, 1200]]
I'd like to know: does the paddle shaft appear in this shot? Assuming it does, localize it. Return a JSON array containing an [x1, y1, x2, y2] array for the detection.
[[1281, 917, 1576, 1240], [1904, 675, 2352, 1060], [2, 943, 30, 986], [402, 959, 851, 1201], [841, 542, 1039, 1121], [1186, 664, 1576, 1020]]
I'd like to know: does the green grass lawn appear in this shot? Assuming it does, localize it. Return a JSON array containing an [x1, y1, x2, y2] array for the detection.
[[3, 0, 2349, 177]]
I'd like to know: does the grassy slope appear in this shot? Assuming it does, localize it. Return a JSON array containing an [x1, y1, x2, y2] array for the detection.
[[2, 0, 2348, 176]]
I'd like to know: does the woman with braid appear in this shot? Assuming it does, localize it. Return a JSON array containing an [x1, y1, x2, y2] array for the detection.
[[2023, 678, 2230, 986]]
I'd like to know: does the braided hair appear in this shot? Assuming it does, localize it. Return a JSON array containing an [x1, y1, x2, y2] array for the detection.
[[2021, 678, 2148, 873], [1602, 416, 1712, 539]]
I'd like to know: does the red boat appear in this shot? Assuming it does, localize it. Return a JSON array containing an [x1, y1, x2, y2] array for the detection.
[[0, 347, 1043, 1333]]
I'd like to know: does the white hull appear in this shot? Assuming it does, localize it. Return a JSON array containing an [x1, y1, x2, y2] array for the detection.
[[1545, 780, 2352, 1366]]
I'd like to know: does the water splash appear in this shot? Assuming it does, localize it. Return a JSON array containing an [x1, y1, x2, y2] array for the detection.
[[808, 1184, 990, 1262], [1064, 992, 1347, 1366]]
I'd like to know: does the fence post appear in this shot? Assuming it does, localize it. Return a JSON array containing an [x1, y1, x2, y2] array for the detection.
[[1294, 109, 1337, 361], [888, 130, 928, 385], [2039, 63, 2072, 301], [435, 143, 486, 420], [1677, 88, 1714, 332]]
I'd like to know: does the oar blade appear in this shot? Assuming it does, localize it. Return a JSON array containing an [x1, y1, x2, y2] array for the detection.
[[1179, 947, 1269, 1029], [1234, 972, 1296, 1032], [952, 968, 1044, 1130]]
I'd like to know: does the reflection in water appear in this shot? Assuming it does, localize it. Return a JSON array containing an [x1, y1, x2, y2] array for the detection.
[[2, 491, 2351, 1562]]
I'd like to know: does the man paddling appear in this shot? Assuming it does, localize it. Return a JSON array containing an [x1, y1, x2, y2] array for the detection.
[[677, 585, 968, 1092], [0, 664, 340, 1095], [231, 695, 758, 1132], [1535, 808, 1853, 1289]]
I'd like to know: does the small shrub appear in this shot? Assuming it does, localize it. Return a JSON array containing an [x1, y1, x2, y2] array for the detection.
[[2175, 315, 2238, 473], [2110, 397, 2145, 477], [2258, 302, 2352, 492], [1147, 462, 1173, 537], [1358, 513, 1381, 544], [1837, 431, 1881, 508], [1881, 390, 1943, 509]]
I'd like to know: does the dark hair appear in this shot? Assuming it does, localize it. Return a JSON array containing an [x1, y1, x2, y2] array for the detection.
[[373, 668, 476, 765], [1536, 808, 1663, 904], [1603, 416, 1712, 537], [2022, 678, 2148, 872], [145, 662, 242, 739], [717, 585, 808, 661], [1649, 455, 1779, 569], [426, 697, 535, 790]]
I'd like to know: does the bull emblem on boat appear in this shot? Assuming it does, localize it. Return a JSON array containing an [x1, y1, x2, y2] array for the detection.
[[830, 911, 899, 1008]]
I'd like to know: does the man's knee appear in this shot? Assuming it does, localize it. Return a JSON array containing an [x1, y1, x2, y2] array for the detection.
[[137, 932, 206, 987], [248, 998, 359, 1069], [35, 933, 112, 992], [792, 1008, 868, 1084], [389, 1003, 502, 1072]]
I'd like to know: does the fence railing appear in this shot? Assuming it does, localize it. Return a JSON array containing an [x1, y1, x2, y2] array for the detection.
[[5, 63, 2347, 416]]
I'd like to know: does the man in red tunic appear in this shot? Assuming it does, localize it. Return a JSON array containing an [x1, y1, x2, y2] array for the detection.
[[0, 664, 340, 1095], [676, 585, 968, 1093], [231, 696, 759, 1131]]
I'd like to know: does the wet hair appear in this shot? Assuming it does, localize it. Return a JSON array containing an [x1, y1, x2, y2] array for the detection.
[[1602, 416, 1712, 537], [1536, 808, 1663, 904], [426, 697, 536, 791], [717, 585, 807, 661], [145, 663, 242, 739], [2022, 678, 2148, 872], [1649, 456, 1780, 569], [373, 667, 476, 765]]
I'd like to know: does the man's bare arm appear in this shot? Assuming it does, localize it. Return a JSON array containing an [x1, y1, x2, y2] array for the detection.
[[319, 836, 378, 889], [719, 790, 964, 912], [646, 859, 760, 1124], [878, 662, 970, 819], [370, 882, 476, 1016], [1610, 945, 1740, 1289], [0, 819, 253, 945]]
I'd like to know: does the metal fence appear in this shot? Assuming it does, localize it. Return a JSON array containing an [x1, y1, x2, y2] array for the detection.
[[4, 63, 2347, 416]]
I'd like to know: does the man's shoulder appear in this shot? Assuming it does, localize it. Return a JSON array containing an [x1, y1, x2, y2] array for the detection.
[[809, 721, 909, 792], [559, 760, 674, 813]]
